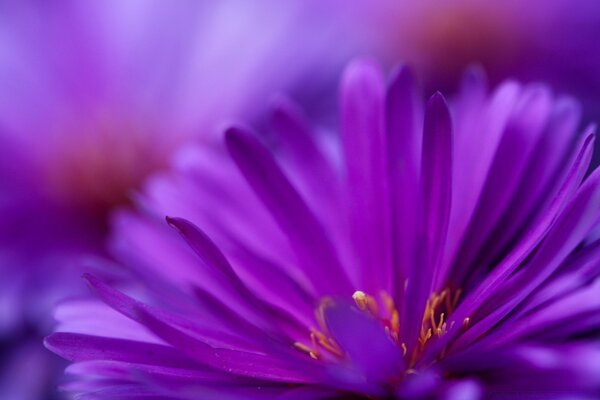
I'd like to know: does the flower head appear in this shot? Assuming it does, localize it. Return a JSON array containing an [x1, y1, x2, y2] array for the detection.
[[48, 59, 600, 399], [365, 0, 600, 112]]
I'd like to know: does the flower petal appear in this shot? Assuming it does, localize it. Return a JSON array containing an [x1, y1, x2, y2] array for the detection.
[[167, 216, 307, 337], [83, 275, 315, 384], [323, 301, 403, 385], [442, 80, 520, 284], [225, 126, 352, 296], [455, 165, 600, 350], [455, 84, 553, 284], [340, 59, 392, 293], [403, 92, 453, 350], [44, 333, 198, 368], [269, 96, 341, 222], [385, 65, 422, 295], [421, 129, 595, 364], [481, 97, 581, 266]]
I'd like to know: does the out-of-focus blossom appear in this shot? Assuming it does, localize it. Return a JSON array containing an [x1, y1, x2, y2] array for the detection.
[[0, 1, 365, 398], [365, 0, 600, 110], [0, 0, 362, 332], [48, 60, 600, 398]]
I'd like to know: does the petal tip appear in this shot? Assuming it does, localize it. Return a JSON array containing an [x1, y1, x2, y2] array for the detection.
[[42, 334, 55, 351], [428, 91, 447, 106], [342, 58, 384, 95], [165, 215, 183, 230], [345, 57, 382, 77], [389, 64, 415, 84], [224, 125, 259, 157], [425, 92, 452, 127]]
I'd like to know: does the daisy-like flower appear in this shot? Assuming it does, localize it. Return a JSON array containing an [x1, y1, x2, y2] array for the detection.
[[364, 0, 600, 115], [48, 59, 600, 399]]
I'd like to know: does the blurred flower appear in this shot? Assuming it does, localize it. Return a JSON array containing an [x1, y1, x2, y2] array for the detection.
[[366, 0, 600, 112], [0, 0, 362, 332], [47, 60, 600, 399], [0, 0, 365, 398]]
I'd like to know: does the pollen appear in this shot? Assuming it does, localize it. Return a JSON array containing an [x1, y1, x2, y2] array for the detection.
[[293, 288, 466, 366], [293, 342, 319, 360], [351, 290, 403, 344], [292, 298, 344, 361], [352, 290, 380, 317], [418, 288, 462, 348]]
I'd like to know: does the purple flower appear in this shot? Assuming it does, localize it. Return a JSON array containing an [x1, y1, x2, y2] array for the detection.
[[0, 1, 363, 398], [47, 59, 600, 399], [366, 0, 600, 111], [0, 0, 360, 332]]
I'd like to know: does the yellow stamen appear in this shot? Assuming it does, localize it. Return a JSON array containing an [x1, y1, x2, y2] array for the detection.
[[293, 342, 318, 360], [416, 287, 463, 356], [310, 332, 321, 358], [315, 298, 333, 332], [391, 310, 400, 334], [352, 290, 368, 310], [312, 329, 343, 357], [381, 291, 395, 313], [352, 290, 378, 316], [295, 288, 464, 367]]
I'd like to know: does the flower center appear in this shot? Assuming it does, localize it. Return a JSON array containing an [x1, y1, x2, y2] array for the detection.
[[42, 116, 178, 217], [294, 288, 465, 368], [388, 4, 523, 90]]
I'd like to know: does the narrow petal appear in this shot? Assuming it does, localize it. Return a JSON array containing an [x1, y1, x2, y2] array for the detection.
[[481, 279, 600, 347], [167, 216, 307, 338], [454, 85, 553, 284], [455, 166, 600, 350], [442, 80, 521, 284], [340, 59, 392, 293], [520, 238, 600, 314], [323, 302, 403, 384], [421, 125, 595, 365], [166, 217, 246, 293], [482, 97, 581, 265], [269, 96, 341, 219], [44, 333, 198, 368], [385, 65, 422, 296], [65, 360, 237, 384], [83, 275, 315, 384], [225, 126, 352, 296], [402, 92, 453, 350], [83, 273, 254, 350]]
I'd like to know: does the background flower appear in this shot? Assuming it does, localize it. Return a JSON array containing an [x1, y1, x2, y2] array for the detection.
[[0, 1, 367, 398], [363, 0, 600, 115], [47, 60, 600, 399], [0, 0, 367, 332]]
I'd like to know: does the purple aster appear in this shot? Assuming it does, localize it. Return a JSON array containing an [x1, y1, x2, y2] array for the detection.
[[0, 0, 363, 331], [48, 59, 600, 399], [363, 0, 600, 115]]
